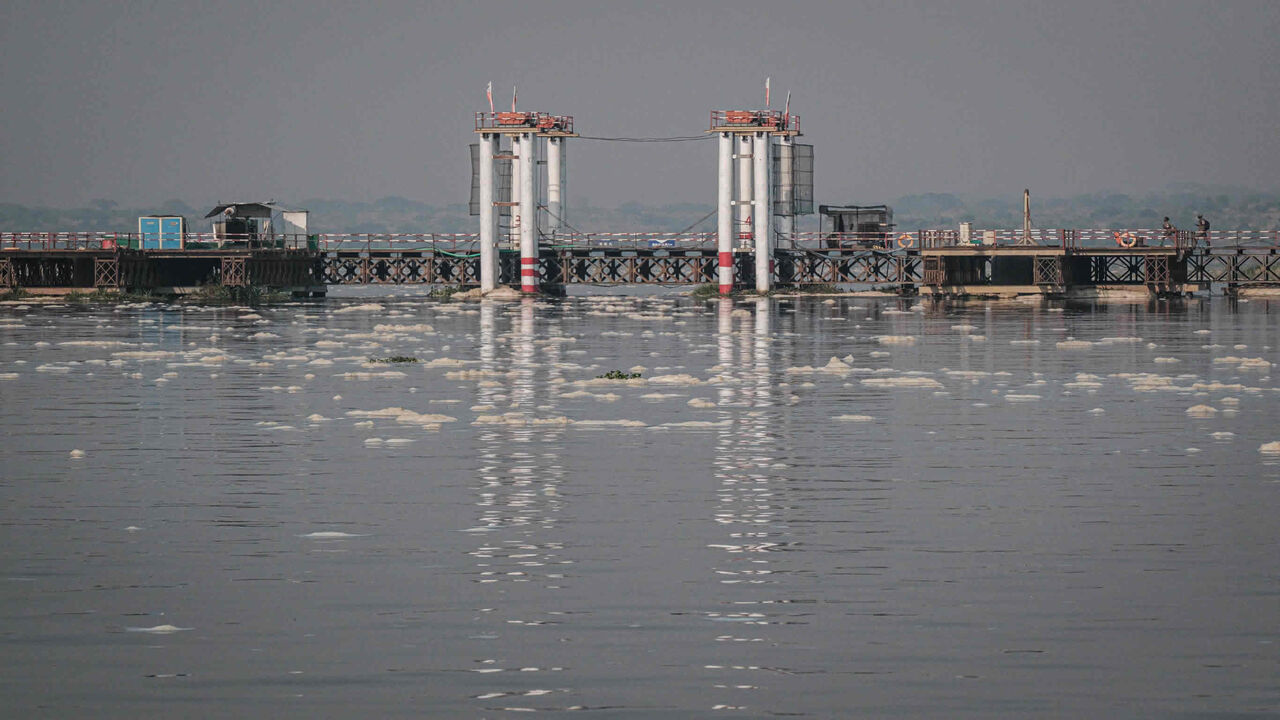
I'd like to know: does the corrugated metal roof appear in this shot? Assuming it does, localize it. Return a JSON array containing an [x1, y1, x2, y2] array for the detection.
[[204, 202, 292, 219]]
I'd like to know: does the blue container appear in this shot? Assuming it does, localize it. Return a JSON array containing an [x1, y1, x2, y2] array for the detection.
[[139, 216, 185, 249]]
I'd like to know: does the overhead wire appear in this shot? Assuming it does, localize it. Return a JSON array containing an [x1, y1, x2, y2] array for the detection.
[[575, 134, 713, 143]]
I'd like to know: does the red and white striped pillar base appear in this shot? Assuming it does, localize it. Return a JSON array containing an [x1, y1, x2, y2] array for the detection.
[[718, 251, 733, 295], [520, 256, 538, 293]]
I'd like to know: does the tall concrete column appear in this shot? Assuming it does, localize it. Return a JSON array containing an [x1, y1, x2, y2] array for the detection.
[[479, 132, 497, 291], [511, 136, 522, 249], [753, 132, 772, 293], [519, 131, 538, 293], [737, 134, 753, 248], [777, 135, 794, 248], [717, 132, 734, 295], [559, 139, 568, 229], [546, 137, 562, 237]]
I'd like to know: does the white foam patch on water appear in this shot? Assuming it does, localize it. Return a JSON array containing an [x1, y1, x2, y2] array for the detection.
[[36, 364, 70, 373], [447, 369, 513, 380], [1153, 357, 1181, 364], [421, 357, 468, 368], [1100, 337, 1143, 344], [58, 340, 131, 348], [112, 350, 177, 361], [833, 414, 875, 422], [347, 408, 456, 425], [1056, 340, 1094, 350], [951, 324, 978, 332], [299, 531, 365, 539], [1185, 404, 1218, 418], [338, 371, 408, 380], [1087, 408, 1106, 414], [306, 414, 331, 423], [333, 303, 384, 314], [688, 398, 717, 409], [876, 335, 917, 345], [0, 373, 18, 380], [1194, 329, 1212, 335], [1260, 441, 1280, 455], [1214, 356, 1272, 370], [648, 373, 705, 386], [869, 350, 892, 358], [69, 449, 86, 459], [1005, 394, 1042, 402], [661, 420, 731, 429], [861, 376, 943, 389], [125, 625, 192, 634], [1220, 397, 1240, 406], [573, 415, 645, 425], [1211, 431, 1235, 440], [640, 393, 682, 401], [1010, 339, 1039, 346], [374, 323, 435, 333]]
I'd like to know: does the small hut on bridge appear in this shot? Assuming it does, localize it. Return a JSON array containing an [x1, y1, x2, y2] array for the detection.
[[205, 202, 309, 247]]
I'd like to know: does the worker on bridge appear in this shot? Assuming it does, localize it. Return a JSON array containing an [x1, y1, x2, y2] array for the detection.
[[1160, 217, 1177, 247], [1196, 214, 1211, 248]]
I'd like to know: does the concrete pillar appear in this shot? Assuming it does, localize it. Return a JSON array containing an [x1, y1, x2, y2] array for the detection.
[[510, 136, 522, 249], [753, 132, 772, 293], [546, 137, 562, 237], [717, 132, 734, 295], [560, 139, 568, 229], [519, 132, 538, 293], [777, 135, 794, 248], [479, 133, 497, 292], [737, 134, 753, 248]]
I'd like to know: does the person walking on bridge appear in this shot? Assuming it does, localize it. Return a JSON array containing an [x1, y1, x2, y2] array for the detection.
[[1196, 214, 1211, 248], [1160, 217, 1177, 248]]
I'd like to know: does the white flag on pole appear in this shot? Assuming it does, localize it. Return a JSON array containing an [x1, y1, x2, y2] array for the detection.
[[486, 81, 494, 113], [765, 77, 771, 107]]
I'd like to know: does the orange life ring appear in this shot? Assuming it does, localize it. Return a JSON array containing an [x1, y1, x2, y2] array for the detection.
[[897, 233, 915, 249], [1115, 232, 1136, 248]]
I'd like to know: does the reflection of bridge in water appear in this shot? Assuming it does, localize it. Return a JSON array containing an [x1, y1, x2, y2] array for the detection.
[[4, 229, 1280, 294]]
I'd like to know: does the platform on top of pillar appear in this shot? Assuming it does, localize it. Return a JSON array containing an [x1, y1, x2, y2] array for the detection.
[[475, 112, 577, 136], [708, 110, 801, 136]]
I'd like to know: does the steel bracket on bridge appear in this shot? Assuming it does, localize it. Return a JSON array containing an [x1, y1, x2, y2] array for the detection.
[[93, 257, 120, 288], [1034, 256, 1064, 285], [221, 256, 248, 287], [0, 258, 12, 289]]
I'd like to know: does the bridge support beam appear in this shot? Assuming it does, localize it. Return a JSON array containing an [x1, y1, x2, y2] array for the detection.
[[717, 132, 734, 295], [753, 131, 772, 293], [478, 132, 498, 292], [518, 132, 538, 293], [546, 136, 564, 237]]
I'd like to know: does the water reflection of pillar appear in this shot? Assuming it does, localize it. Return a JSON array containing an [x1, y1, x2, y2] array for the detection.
[[716, 299, 736, 408], [704, 298, 792, 711], [513, 298, 536, 409], [466, 298, 573, 711]]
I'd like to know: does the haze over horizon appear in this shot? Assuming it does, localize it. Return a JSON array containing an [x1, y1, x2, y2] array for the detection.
[[3, 1, 1278, 210]]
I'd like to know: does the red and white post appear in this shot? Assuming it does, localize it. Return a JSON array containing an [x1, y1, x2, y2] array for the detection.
[[517, 131, 538, 293], [717, 132, 734, 295]]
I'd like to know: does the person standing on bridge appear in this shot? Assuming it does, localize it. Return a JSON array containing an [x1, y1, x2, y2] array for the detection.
[[1161, 217, 1177, 248], [1196, 214, 1211, 248]]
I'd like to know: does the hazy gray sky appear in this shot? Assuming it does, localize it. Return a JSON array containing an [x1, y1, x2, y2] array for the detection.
[[3, 0, 1278, 210]]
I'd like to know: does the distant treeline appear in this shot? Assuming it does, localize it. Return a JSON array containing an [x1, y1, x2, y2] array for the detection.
[[4, 185, 1278, 234]]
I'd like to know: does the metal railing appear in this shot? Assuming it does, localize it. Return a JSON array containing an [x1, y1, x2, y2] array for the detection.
[[474, 112, 574, 133], [709, 110, 800, 133], [4, 229, 1279, 254]]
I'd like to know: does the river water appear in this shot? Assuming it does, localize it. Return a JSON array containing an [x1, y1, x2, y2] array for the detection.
[[1, 290, 1277, 718]]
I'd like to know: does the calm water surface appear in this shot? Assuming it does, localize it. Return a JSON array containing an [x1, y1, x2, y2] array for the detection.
[[1, 291, 1277, 718]]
